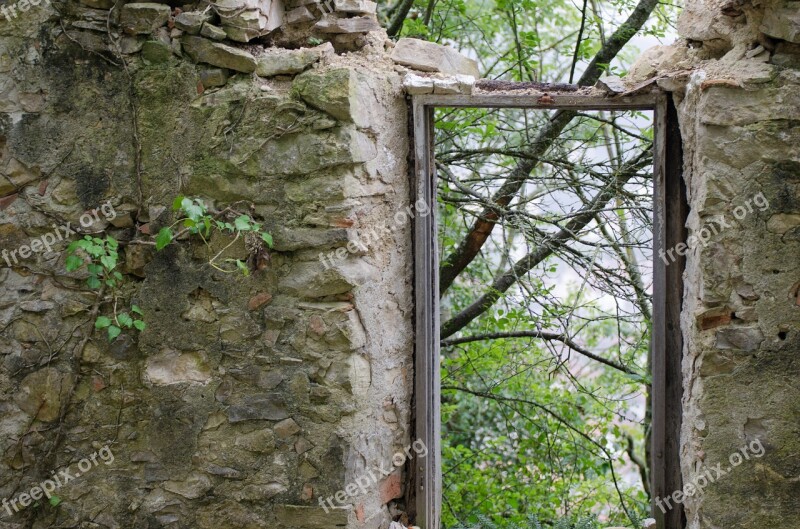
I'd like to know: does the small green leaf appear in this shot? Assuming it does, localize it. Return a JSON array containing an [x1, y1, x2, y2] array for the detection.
[[261, 232, 273, 248], [118, 313, 134, 328], [131, 305, 144, 315], [107, 325, 122, 341], [172, 195, 185, 211], [105, 279, 116, 288], [65, 255, 84, 272], [235, 259, 250, 277], [114, 271, 124, 280], [133, 320, 146, 331], [95, 316, 112, 329], [86, 244, 104, 257], [87, 276, 101, 289], [100, 255, 117, 271], [106, 236, 118, 250], [156, 227, 173, 251], [49, 496, 62, 507], [234, 215, 252, 232]]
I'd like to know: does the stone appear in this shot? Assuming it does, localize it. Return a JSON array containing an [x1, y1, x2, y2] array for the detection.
[[144, 350, 212, 385], [182, 36, 258, 73], [761, 1, 800, 43], [270, 225, 348, 251], [120, 3, 171, 35], [235, 428, 276, 452], [403, 73, 434, 94], [79, 0, 115, 9], [201, 23, 228, 41], [255, 43, 333, 77], [285, 6, 315, 24], [163, 473, 213, 499], [274, 505, 348, 528], [295, 437, 313, 454], [200, 68, 229, 88], [142, 40, 172, 63], [19, 300, 55, 312], [767, 213, 800, 234], [333, 0, 376, 14], [715, 327, 765, 352], [174, 11, 212, 35], [119, 36, 145, 54], [247, 292, 273, 310], [433, 77, 460, 94], [206, 465, 244, 479], [227, 394, 289, 422], [279, 259, 378, 298], [14, 368, 74, 422], [314, 14, 381, 33], [274, 417, 301, 438], [292, 68, 378, 127], [216, 0, 284, 42], [697, 307, 733, 330], [596, 75, 626, 94], [379, 471, 402, 504], [391, 38, 480, 78], [0, 158, 41, 197], [699, 84, 800, 127]]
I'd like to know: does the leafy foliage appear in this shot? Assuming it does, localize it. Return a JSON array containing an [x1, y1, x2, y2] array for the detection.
[[158, 196, 274, 276], [66, 235, 145, 342], [64, 197, 273, 343]]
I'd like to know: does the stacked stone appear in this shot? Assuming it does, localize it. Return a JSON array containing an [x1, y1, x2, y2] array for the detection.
[[0, 3, 424, 524], [59, 0, 383, 81]]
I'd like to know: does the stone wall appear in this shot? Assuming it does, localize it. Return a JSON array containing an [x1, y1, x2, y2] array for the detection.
[[0, 1, 435, 526], [3, 0, 799, 527], [630, 1, 800, 527]]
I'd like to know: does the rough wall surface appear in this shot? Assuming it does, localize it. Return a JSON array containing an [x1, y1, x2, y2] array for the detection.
[[632, 1, 800, 527], [0, 3, 415, 527]]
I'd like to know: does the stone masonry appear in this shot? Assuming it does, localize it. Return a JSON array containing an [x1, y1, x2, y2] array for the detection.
[[0, 0, 798, 527], [626, 0, 800, 527]]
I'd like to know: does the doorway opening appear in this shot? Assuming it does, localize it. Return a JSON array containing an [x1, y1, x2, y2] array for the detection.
[[410, 90, 686, 529]]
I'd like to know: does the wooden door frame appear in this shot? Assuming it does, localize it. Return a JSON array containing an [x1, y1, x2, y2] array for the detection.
[[410, 90, 687, 529]]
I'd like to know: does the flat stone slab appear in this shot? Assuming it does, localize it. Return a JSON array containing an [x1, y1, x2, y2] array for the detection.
[[314, 14, 380, 33], [120, 3, 171, 35], [334, 0, 376, 14], [761, 1, 800, 43], [256, 42, 333, 77], [182, 35, 257, 73], [391, 38, 480, 77]]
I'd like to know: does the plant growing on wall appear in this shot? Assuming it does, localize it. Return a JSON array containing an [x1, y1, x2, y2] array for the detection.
[[65, 196, 273, 342], [155, 196, 274, 276], [65, 234, 146, 342]]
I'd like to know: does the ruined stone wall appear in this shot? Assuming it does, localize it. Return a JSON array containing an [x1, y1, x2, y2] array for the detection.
[[631, 1, 800, 527], [0, 1, 427, 526]]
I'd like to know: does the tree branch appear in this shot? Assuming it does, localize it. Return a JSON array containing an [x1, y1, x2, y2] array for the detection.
[[441, 153, 650, 339], [438, 0, 660, 296], [387, 0, 415, 37], [441, 330, 640, 376]]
